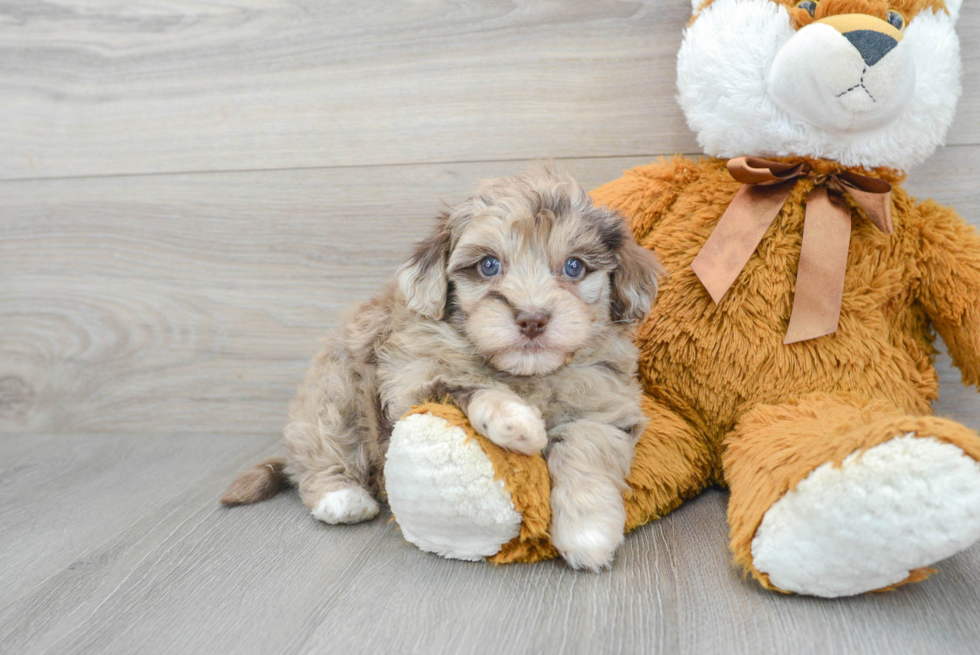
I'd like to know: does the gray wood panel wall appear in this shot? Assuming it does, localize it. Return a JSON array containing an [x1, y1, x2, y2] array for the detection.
[[2, 0, 978, 436]]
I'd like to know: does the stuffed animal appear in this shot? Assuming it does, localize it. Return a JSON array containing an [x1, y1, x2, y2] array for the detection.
[[382, 0, 980, 597]]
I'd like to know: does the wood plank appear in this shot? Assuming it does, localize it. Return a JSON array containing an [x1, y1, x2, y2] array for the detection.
[[0, 431, 977, 655], [952, 3, 980, 146], [2, 150, 978, 436], [0, 433, 393, 655], [0, 0, 695, 180], [2, 1, 977, 181], [0, 433, 276, 607]]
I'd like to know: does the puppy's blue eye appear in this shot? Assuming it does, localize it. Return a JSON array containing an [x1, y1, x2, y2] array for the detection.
[[479, 256, 501, 277], [563, 257, 584, 279]]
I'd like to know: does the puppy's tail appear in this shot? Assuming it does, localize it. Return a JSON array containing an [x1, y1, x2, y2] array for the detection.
[[220, 457, 289, 506]]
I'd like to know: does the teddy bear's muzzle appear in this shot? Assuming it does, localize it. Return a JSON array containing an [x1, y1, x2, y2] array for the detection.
[[767, 13, 915, 135]]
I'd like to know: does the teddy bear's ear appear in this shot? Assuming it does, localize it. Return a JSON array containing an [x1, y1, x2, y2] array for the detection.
[[397, 214, 452, 320]]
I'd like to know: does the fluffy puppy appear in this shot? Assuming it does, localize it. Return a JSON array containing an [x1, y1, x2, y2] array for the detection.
[[222, 164, 662, 570]]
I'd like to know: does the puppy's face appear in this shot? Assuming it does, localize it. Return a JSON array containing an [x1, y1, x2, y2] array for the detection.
[[397, 165, 662, 376], [447, 202, 626, 376]]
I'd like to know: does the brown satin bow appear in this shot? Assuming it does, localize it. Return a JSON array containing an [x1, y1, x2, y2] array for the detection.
[[691, 157, 894, 344]]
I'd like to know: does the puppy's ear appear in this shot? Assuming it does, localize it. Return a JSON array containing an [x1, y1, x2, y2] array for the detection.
[[397, 214, 452, 319], [610, 228, 663, 324]]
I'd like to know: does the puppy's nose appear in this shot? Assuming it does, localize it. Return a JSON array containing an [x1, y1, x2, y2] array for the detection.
[[516, 311, 549, 338]]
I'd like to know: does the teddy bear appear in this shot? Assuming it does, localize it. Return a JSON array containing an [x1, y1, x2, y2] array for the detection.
[[382, 0, 980, 597]]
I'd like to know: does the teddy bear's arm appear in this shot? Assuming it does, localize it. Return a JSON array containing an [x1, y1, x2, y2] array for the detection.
[[590, 157, 703, 243], [915, 199, 980, 388]]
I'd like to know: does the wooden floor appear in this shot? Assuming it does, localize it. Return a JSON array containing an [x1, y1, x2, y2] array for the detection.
[[2, 2, 980, 653], [0, 433, 978, 655]]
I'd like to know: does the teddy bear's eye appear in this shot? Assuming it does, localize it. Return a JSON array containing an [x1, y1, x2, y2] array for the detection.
[[795, 0, 818, 17], [886, 10, 906, 31]]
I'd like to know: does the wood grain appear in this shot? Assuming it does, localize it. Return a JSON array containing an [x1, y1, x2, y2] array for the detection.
[[0, 0, 693, 180], [1, 0, 977, 181], [1, 434, 978, 655], [0, 432, 277, 607], [0, 156, 651, 435], [2, 152, 978, 435]]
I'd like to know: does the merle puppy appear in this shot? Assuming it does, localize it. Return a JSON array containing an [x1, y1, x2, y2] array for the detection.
[[223, 164, 662, 570]]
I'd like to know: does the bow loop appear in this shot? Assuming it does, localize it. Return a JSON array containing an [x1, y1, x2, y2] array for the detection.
[[834, 171, 894, 235], [691, 157, 894, 344], [727, 156, 806, 186]]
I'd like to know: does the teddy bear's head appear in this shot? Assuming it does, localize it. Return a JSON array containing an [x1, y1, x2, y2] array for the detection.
[[678, 0, 963, 170]]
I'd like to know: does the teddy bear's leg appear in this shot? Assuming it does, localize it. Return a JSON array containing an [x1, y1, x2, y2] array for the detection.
[[384, 403, 553, 562], [723, 393, 980, 597], [624, 395, 716, 530]]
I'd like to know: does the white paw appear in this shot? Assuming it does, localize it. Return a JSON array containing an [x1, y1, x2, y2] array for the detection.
[[486, 403, 548, 455], [550, 484, 626, 572], [468, 392, 547, 455], [752, 434, 980, 597], [552, 521, 623, 572], [312, 487, 380, 525]]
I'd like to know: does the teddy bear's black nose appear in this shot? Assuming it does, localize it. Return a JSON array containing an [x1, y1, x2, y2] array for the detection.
[[843, 30, 898, 67]]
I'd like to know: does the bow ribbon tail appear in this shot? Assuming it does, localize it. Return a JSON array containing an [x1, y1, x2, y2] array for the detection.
[[783, 186, 853, 344], [692, 180, 796, 303], [837, 173, 894, 235]]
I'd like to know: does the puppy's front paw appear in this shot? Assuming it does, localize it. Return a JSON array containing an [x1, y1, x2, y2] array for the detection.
[[467, 391, 547, 455], [312, 487, 380, 524], [551, 516, 624, 572], [550, 479, 626, 571], [488, 403, 548, 455]]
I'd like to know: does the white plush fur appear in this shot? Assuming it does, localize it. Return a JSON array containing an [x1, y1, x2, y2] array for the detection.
[[677, 0, 962, 171], [768, 23, 915, 134], [946, 0, 963, 23], [313, 487, 380, 524], [751, 434, 980, 598], [384, 413, 522, 560]]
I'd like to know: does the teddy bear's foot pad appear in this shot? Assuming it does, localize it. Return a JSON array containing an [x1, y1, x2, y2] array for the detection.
[[385, 412, 522, 561], [751, 433, 980, 597]]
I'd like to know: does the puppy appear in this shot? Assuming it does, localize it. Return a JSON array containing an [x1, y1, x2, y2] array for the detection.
[[222, 164, 662, 570]]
